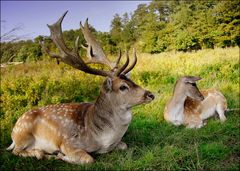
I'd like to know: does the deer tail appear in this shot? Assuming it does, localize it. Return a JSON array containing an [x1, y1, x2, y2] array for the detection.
[[6, 142, 15, 151], [226, 108, 240, 112]]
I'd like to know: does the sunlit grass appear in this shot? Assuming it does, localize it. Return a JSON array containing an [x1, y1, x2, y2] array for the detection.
[[0, 47, 239, 170]]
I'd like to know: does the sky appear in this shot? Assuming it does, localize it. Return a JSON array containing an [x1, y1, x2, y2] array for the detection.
[[1, 1, 149, 40]]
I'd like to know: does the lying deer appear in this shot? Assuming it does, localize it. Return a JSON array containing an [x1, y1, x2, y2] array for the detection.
[[7, 11, 155, 164], [164, 76, 227, 128]]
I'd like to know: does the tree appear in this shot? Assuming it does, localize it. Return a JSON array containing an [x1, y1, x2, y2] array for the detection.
[[211, 0, 240, 47], [2, 0, 240, 63], [96, 31, 116, 55], [121, 13, 136, 50], [110, 13, 123, 48], [131, 4, 149, 40], [15, 40, 42, 62]]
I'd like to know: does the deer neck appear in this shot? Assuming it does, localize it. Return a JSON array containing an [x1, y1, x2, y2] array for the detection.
[[92, 92, 132, 153], [167, 90, 187, 124], [93, 92, 132, 129]]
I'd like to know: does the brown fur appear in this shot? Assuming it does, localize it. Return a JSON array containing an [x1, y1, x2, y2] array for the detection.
[[8, 11, 155, 164], [164, 76, 227, 128], [8, 76, 154, 164]]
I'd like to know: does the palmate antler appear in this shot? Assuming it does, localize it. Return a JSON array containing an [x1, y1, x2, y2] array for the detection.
[[41, 11, 137, 77], [80, 18, 112, 67]]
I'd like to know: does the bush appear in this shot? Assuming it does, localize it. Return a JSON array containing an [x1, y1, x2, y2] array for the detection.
[[0, 47, 239, 170], [174, 30, 201, 51]]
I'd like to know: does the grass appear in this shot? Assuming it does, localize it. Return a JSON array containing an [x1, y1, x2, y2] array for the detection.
[[0, 47, 239, 170]]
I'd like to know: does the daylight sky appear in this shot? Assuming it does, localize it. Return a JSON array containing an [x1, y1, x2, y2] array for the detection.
[[1, 1, 149, 40]]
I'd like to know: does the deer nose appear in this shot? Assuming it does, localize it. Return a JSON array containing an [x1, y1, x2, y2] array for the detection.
[[145, 91, 155, 100]]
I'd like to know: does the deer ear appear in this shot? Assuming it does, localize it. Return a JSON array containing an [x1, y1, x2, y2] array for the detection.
[[184, 76, 202, 83], [103, 77, 113, 92], [125, 72, 131, 79]]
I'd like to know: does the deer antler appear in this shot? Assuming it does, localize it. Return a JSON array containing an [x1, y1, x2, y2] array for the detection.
[[41, 11, 114, 77], [122, 48, 137, 75], [41, 11, 136, 77], [80, 19, 115, 68]]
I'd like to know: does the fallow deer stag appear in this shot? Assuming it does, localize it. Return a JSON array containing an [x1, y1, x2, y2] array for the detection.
[[164, 76, 227, 128], [7, 11, 155, 164]]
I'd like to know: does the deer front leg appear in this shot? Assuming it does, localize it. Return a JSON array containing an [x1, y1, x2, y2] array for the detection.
[[115, 141, 128, 150], [186, 120, 204, 129], [13, 149, 45, 160], [59, 143, 94, 164]]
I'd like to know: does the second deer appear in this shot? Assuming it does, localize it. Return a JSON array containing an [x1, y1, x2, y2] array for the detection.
[[164, 76, 227, 128]]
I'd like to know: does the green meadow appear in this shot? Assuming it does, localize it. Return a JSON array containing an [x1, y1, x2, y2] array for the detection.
[[0, 47, 239, 170]]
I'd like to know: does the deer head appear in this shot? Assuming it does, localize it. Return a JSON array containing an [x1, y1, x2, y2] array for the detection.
[[174, 76, 204, 101], [40, 10, 155, 108]]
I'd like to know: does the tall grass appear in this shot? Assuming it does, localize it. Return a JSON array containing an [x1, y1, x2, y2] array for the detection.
[[0, 47, 239, 170]]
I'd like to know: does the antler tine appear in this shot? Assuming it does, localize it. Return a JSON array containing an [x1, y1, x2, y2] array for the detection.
[[114, 51, 130, 76], [115, 49, 122, 68], [44, 11, 113, 77], [122, 48, 137, 75], [40, 40, 61, 59], [74, 36, 80, 54], [47, 11, 69, 55], [111, 49, 122, 72], [80, 18, 114, 68]]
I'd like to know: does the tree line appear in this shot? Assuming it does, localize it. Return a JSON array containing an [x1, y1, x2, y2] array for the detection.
[[1, 0, 239, 63]]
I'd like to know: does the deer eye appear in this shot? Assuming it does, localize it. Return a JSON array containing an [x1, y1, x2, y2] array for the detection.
[[190, 83, 196, 86], [119, 85, 129, 91]]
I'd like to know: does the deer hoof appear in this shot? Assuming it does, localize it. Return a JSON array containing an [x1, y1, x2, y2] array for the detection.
[[80, 154, 94, 164], [115, 141, 128, 150]]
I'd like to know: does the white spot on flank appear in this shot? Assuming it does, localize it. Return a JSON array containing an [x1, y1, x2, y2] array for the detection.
[[13, 128, 17, 132], [37, 118, 56, 132]]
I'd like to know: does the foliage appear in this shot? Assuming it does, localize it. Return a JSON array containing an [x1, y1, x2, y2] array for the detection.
[[0, 47, 239, 170], [1, 39, 42, 63], [1, 0, 240, 63], [110, 13, 123, 47], [109, 0, 240, 53], [16, 41, 42, 62], [174, 30, 200, 51]]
